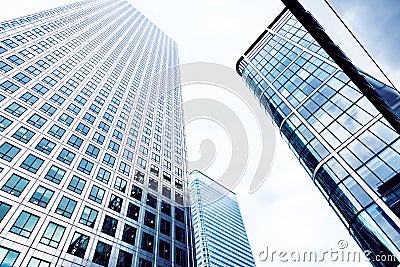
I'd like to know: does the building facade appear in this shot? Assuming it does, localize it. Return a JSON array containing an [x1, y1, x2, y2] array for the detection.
[[236, 1, 400, 266], [0, 0, 194, 266], [189, 170, 255, 267]]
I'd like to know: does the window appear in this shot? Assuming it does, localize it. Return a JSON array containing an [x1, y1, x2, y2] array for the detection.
[[59, 86, 72, 96], [58, 113, 73, 126], [12, 127, 35, 144], [35, 138, 55, 155], [122, 224, 136, 245], [161, 202, 171, 216], [96, 168, 110, 184], [27, 257, 50, 267], [20, 154, 44, 173], [36, 60, 49, 70], [0, 246, 19, 266], [108, 140, 120, 153], [89, 185, 105, 204], [50, 94, 64, 106], [10, 211, 39, 237], [2, 39, 18, 48], [0, 201, 11, 222], [131, 185, 142, 201], [25, 66, 41, 76], [98, 121, 110, 133], [1, 174, 29, 196], [144, 211, 156, 229], [0, 80, 20, 93], [93, 132, 105, 145], [44, 165, 65, 184], [48, 124, 65, 139], [39, 103, 57, 116], [85, 144, 99, 159], [67, 134, 83, 149], [19, 93, 38, 105], [101, 215, 118, 237], [55, 196, 77, 218], [114, 177, 127, 192], [29, 186, 54, 208], [57, 148, 75, 165], [141, 232, 154, 253], [77, 158, 94, 175], [113, 130, 123, 141], [138, 258, 152, 267], [117, 250, 133, 267], [108, 195, 123, 213], [7, 55, 24, 65], [93, 241, 112, 266], [118, 162, 131, 176], [146, 194, 157, 209], [0, 115, 12, 131], [160, 219, 171, 236], [13, 72, 31, 85], [175, 208, 185, 223], [67, 103, 81, 115], [102, 153, 115, 167], [83, 112, 95, 124], [67, 175, 86, 194], [5, 102, 27, 117], [127, 203, 140, 221], [79, 206, 98, 228], [176, 247, 186, 266], [27, 114, 47, 128], [137, 157, 147, 169], [42, 76, 57, 87], [76, 123, 90, 136], [123, 149, 133, 162], [40, 222, 65, 248], [31, 83, 48, 95], [159, 240, 171, 260], [67, 232, 89, 258], [89, 104, 100, 114]]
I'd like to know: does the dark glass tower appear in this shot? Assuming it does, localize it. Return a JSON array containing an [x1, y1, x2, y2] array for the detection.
[[0, 0, 194, 266], [236, 1, 400, 266], [189, 170, 255, 267]]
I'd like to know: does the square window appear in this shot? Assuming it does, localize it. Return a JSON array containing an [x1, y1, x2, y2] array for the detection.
[[79, 206, 98, 228], [44, 165, 65, 184], [0, 246, 19, 266], [40, 222, 65, 248], [67, 232, 89, 258], [0, 115, 13, 131], [12, 127, 35, 144], [144, 211, 156, 229], [92, 241, 112, 266], [1, 174, 29, 196], [39, 103, 57, 116], [108, 195, 123, 213], [27, 257, 50, 267], [67, 134, 83, 149], [0, 80, 20, 93], [101, 215, 118, 237], [89, 185, 105, 204], [117, 250, 133, 267], [160, 219, 171, 236], [55, 196, 77, 218], [67, 175, 86, 194], [5, 102, 26, 117], [77, 158, 94, 175], [31, 83, 48, 95], [122, 224, 136, 246], [20, 154, 44, 173], [141, 232, 154, 253], [159, 240, 171, 260], [19, 92, 38, 105], [35, 138, 55, 155], [146, 194, 157, 209], [131, 185, 143, 201], [114, 177, 127, 193], [0, 201, 11, 222], [10, 211, 39, 237], [57, 148, 75, 165], [48, 124, 65, 139], [29, 186, 54, 208], [27, 114, 47, 128]]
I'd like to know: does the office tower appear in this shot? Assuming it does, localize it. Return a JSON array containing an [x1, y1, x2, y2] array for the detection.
[[236, 1, 400, 266], [189, 170, 256, 267], [0, 0, 194, 266]]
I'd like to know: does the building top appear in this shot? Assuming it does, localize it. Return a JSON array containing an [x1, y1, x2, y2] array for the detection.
[[189, 170, 236, 196]]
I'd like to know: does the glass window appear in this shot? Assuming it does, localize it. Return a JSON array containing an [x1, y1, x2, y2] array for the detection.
[[19, 92, 37, 104], [27, 257, 50, 267], [67, 176, 86, 195], [67, 134, 83, 149], [141, 232, 154, 253], [0, 80, 20, 93], [48, 124, 65, 139], [89, 185, 105, 204], [138, 258, 152, 267], [117, 250, 133, 267], [77, 158, 94, 175], [31, 83, 48, 95], [10, 211, 39, 237], [146, 194, 157, 209], [35, 138, 55, 155], [126, 202, 140, 221], [0, 201, 11, 222], [44, 165, 65, 184], [39, 103, 57, 116], [0, 61, 13, 72], [175, 208, 185, 223], [27, 114, 47, 128], [160, 219, 171, 236], [79, 206, 98, 228], [1, 174, 29, 196], [161, 202, 171, 216], [58, 113, 73, 126], [29, 186, 54, 208], [144, 211, 156, 229], [12, 127, 35, 144], [0, 115, 12, 131], [57, 148, 75, 165], [108, 195, 123, 213], [96, 168, 110, 184], [20, 154, 44, 173], [175, 247, 185, 266], [5, 102, 27, 117], [114, 177, 127, 193], [55, 196, 77, 218], [102, 153, 115, 167], [39, 222, 65, 248], [67, 232, 89, 258], [76, 123, 90, 136], [101, 215, 118, 237], [92, 241, 112, 266], [92, 132, 105, 145], [25, 66, 41, 76], [13, 72, 31, 85], [175, 226, 185, 243], [122, 224, 136, 245], [85, 144, 99, 159], [0, 246, 19, 266], [159, 240, 171, 260], [7, 55, 24, 65]]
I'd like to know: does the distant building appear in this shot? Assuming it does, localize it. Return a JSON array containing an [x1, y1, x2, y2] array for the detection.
[[189, 170, 256, 267], [236, 0, 400, 265]]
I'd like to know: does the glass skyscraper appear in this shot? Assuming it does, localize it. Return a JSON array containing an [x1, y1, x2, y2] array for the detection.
[[0, 0, 194, 266], [236, 1, 400, 266], [189, 170, 255, 267]]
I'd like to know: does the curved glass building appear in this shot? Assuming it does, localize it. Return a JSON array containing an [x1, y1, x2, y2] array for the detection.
[[236, 1, 400, 266], [189, 170, 256, 267], [0, 0, 194, 266]]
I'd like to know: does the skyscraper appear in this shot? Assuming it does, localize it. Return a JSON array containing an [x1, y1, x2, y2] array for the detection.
[[189, 170, 256, 267], [236, 1, 400, 266], [0, 0, 194, 266]]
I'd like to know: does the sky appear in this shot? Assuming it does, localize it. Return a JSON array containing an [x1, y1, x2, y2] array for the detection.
[[0, 1, 398, 266]]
